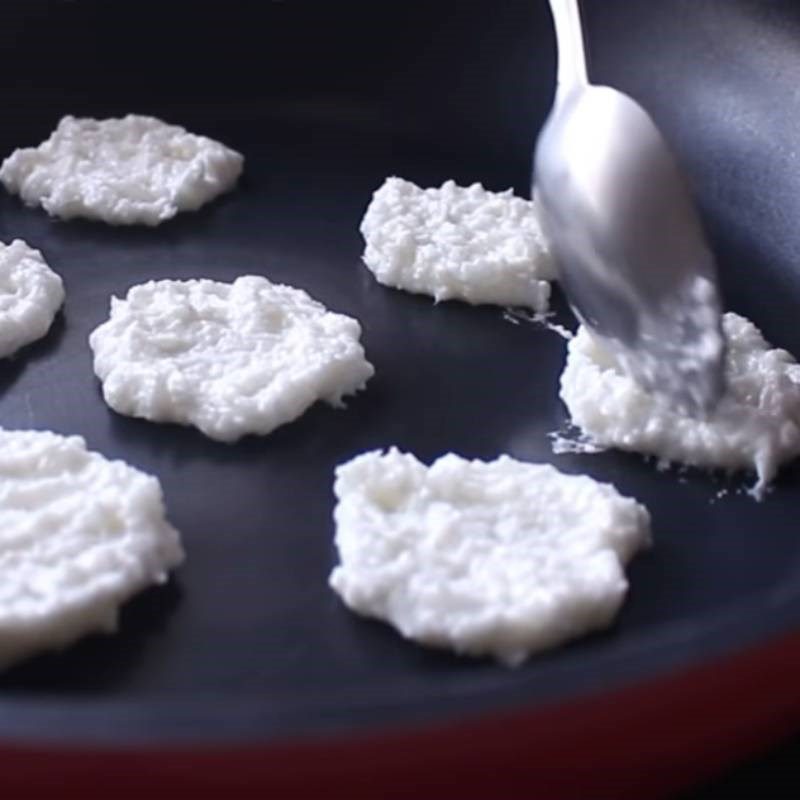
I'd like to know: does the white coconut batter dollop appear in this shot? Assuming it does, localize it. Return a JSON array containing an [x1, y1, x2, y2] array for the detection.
[[329, 449, 650, 666], [560, 312, 800, 498], [360, 177, 555, 311], [89, 276, 375, 443], [0, 429, 184, 671], [0, 240, 64, 358], [0, 114, 243, 225]]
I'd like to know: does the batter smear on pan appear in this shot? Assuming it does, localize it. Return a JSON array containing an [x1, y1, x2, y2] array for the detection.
[[0, 114, 243, 225], [89, 276, 374, 443], [330, 448, 650, 666], [559, 312, 800, 498], [0, 429, 184, 671], [361, 177, 555, 312], [0, 239, 64, 358]]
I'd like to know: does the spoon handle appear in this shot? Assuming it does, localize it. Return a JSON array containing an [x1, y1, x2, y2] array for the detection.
[[548, 0, 589, 88]]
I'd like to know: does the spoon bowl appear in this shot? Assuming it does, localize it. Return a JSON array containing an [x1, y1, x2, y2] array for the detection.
[[534, 0, 726, 415]]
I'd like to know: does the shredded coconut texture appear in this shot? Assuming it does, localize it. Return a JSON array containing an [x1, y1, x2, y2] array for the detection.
[[560, 312, 800, 498], [0, 240, 64, 358], [89, 276, 375, 443], [360, 177, 555, 311], [0, 114, 243, 225], [330, 449, 650, 666], [0, 429, 184, 671]]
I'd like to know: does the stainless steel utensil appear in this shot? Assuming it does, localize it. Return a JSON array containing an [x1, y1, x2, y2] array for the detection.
[[534, 0, 726, 415]]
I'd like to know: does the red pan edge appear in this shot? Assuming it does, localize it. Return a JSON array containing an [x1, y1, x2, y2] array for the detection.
[[2, 629, 798, 799]]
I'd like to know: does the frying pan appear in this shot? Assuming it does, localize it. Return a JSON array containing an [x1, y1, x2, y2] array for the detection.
[[1, 0, 800, 796]]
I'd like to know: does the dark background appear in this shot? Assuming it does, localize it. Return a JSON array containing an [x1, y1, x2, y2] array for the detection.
[[1, 0, 800, 795]]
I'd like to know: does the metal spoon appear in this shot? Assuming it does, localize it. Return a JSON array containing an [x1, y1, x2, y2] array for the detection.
[[534, 0, 726, 416]]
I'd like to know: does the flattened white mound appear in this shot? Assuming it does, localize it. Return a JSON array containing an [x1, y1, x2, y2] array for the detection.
[[0, 114, 243, 225], [89, 276, 375, 443], [360, 177, 555, 311], [560, 312, 800, 498], [0, 240, 64, 358], [329, 449, 650, 666], [0, 429, 184, 670]]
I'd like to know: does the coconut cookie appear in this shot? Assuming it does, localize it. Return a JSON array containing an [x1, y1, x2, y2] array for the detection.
[[360, 177, 555, 311], [0, 239, 64, 358], [560, 312, 800, 498], [329, 449, 650, 666], [0, 114, 243, 226], [89, 276, 375, 443], [0, 429, 184, 671]]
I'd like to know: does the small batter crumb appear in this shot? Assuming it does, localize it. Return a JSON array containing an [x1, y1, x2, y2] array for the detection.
[[0, 429, 184, 671], [0, 114, 243, 225], [89, 276, 375, 443], [0, 239, 64, 358], [549, 427, 607, 455], [329, 448, 651, 666], [360, 177, 555, 311], [504, 307, 574, 340], [560, 312, 800, 499]]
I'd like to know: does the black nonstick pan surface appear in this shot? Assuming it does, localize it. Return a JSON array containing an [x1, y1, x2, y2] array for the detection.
[[2, 0, 800, 794]]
